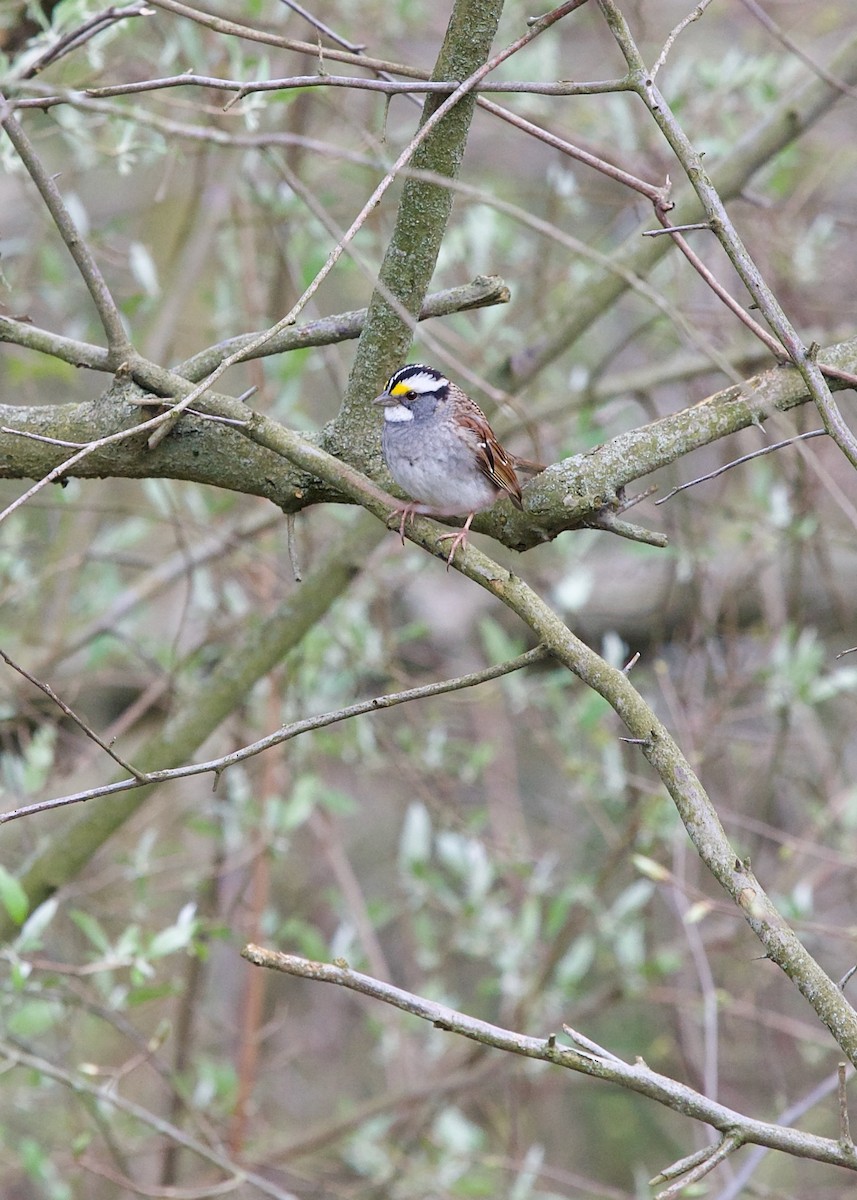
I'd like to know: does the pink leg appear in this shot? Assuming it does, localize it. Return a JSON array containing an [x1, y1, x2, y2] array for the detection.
[[436, 512, 475, 570], [387, 503, 417, 545]]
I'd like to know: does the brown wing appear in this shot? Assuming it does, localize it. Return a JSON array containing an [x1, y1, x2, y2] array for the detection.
[[454, 397, 524, 511]]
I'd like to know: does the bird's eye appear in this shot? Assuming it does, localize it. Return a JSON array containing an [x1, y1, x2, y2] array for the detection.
[[407, 391, 416, 400]]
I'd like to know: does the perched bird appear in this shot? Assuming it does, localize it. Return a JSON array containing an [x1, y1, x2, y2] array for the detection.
[[374, 364, 540, 566]]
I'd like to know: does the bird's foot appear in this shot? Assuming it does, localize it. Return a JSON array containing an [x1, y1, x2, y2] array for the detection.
[[435, 513, 475, 571], [386, 503, 418, 545]]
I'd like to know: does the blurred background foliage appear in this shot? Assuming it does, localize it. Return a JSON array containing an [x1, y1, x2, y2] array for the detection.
[[2, 0, 857, 1197]]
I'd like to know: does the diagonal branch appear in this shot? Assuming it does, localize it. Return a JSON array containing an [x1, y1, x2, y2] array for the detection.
[[0, 649, 147, 781], [0, 648, 550, 825], [597, 0, 857, 469], [0, 93, 132, 358], [0, 1038, 298, 1200], [503, 25, 857, 387], [241, 946, 857, 1173]]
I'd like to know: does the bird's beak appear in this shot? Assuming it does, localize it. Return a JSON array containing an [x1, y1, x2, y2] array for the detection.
[[373, 390, 395, 407]]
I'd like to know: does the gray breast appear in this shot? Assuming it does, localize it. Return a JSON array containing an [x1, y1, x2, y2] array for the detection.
[[382, 417, 498, 514]]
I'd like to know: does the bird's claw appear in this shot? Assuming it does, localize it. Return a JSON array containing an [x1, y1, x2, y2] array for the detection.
[[386, 505, 416, 545], [435, 513, 475, 571]]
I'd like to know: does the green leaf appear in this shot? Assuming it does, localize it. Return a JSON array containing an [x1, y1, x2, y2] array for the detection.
[[148, 903, 198, 958], [15, 896, 59, 951], [0, 865, 29, 925], [7, 999, 62, 1037], [69, 909, 111, 954]]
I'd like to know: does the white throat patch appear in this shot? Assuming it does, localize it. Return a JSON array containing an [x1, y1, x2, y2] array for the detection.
[[382, 404, 415, 423]]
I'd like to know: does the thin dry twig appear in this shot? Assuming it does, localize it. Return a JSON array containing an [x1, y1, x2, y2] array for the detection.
[[146, 0, 428, 77], [0, 649, 148, 781], [643, 221, 711, 236], [277, 0, 365, 54], [650, 0, 717, 79], [654, 1134, 740, 1200], [655, 429, 828, 505], [18, 1, 153, 77], [654, 211, 787, 359], [241, 947, 857, 1174], [0, 647, 550, 824], [44, 72, 630, 102], [0, 94, 131, 357], [739, 0, 857, 100]]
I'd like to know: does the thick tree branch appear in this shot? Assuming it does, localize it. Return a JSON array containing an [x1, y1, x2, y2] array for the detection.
[[2, 336, 854, 551]]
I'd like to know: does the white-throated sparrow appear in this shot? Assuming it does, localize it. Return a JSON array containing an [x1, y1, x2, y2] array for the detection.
[[374, 364, 542, 565]]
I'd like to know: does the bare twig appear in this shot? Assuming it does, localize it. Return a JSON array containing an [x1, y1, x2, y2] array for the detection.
[[583, 508, 667, 546], [651, 0, 717, 79], [652, 1143, 718, 1184], [18, 1, 153, 77], [241, 947, 857, 1173], [0, 94, 132, 358], [35, 73, 634, 102], [654, 1134, 740, 1200], [146, 0, 430, 77], [0, 1039, 298, 1200], [643, 221, 711, 236], [655, 429, 828, 504], [1, 427, 88, 449], [651, 215, 786, 357], [277, 0, 365, 54], [0, 649, 148, 780], [0, 648, 550, 824], [597, 0, 857, 470], [739, 0, 857, 100]]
